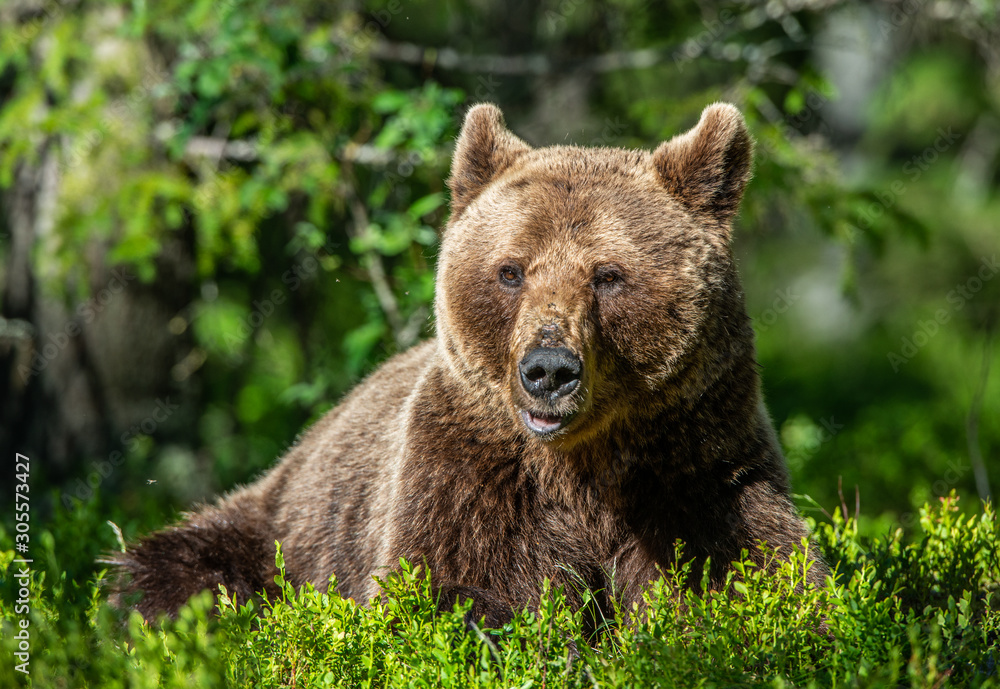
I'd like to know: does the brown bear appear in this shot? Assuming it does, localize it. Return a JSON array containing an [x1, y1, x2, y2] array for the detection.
[[114, 102, 828, 625]]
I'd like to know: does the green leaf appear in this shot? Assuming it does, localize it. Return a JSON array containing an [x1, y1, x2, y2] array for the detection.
[[407, 192, 445, 220]]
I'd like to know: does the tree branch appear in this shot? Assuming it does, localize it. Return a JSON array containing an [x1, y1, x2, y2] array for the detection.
[[345, 190, 408, 348], [367, 41, 671, 76], [967, 327, 994, 503], [179, 134, 446, 168]]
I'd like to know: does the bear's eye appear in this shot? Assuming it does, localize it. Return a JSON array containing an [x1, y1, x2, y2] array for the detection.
[[498, 265, 523, 287], [594, 267, 624, 290]]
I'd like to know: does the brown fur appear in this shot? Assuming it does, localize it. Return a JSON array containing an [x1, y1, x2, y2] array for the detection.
[[112, 103, 828, 623]]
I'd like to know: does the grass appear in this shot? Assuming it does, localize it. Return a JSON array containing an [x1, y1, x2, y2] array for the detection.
[[1, 493, 997, 687]]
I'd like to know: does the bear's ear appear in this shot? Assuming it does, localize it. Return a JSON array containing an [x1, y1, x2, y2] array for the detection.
[[448, 103, 532, 217], [652, 102, 754, 222]]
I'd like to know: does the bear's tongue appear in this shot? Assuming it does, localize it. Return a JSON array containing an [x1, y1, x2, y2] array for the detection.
[[521, 410, 563, 434]]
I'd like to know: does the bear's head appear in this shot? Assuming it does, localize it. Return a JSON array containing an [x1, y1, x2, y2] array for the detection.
[[436, 103, 756, 449]]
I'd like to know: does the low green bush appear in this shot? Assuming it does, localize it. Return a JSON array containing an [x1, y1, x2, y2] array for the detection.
[[1, 493, 997, 687]]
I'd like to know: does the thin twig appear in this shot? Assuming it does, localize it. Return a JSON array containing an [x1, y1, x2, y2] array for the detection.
[[0, 316, 35, 340], [397, 305, 429, 350], [183, 136, 257, 162], [967, 327, 994, 503], [838, 476, 848, 522], [345, 192, 406, 345]]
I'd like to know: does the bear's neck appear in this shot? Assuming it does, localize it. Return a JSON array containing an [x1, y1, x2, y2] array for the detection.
[[525, 341, 776, 510]]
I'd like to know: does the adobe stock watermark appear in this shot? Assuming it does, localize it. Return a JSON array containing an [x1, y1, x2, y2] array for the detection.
[[671, 0, 763, 72], [887, 255, 998, 372], [853, 127, 961, 235], [897, 458, 970, 530], [190, 101, 298, 211], [756, 88, 831, 159], [61, 64, 169, 174], [199, 238, 341, 355], [216, 259, 320, 353], [753, 287, 800, 333], [375, 73, 504, 191], [672, 5, 746, 71], [60, 397, 180, 510], [784, 416, 845, 469], [18, 268, 137, 383], [588, 117, 627, 147], [3, 0, 73, 52], [337, 0, 407, 59], [470, 74, 502, 103], [542, 0, 585, 33], [12, 452, 33, 675], [588, 450, 635, 499], [875, 0, 930, 39]]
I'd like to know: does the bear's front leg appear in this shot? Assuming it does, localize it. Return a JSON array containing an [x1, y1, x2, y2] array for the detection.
[[732, 477, 829, 589]]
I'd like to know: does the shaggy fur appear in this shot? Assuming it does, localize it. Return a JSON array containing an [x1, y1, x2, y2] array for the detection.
[[113, 103, 828, 623]]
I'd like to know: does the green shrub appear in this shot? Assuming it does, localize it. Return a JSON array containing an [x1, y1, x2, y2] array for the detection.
[[1, 493, 997, 687]]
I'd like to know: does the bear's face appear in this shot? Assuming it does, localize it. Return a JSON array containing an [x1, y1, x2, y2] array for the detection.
[[437, 104, 753, 447]]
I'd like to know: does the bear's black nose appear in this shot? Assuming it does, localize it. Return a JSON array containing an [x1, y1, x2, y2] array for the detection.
[[519, 347, 581, 400]]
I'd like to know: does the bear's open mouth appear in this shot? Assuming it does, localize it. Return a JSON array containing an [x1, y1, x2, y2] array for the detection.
[[520, 410, 567, 435]]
